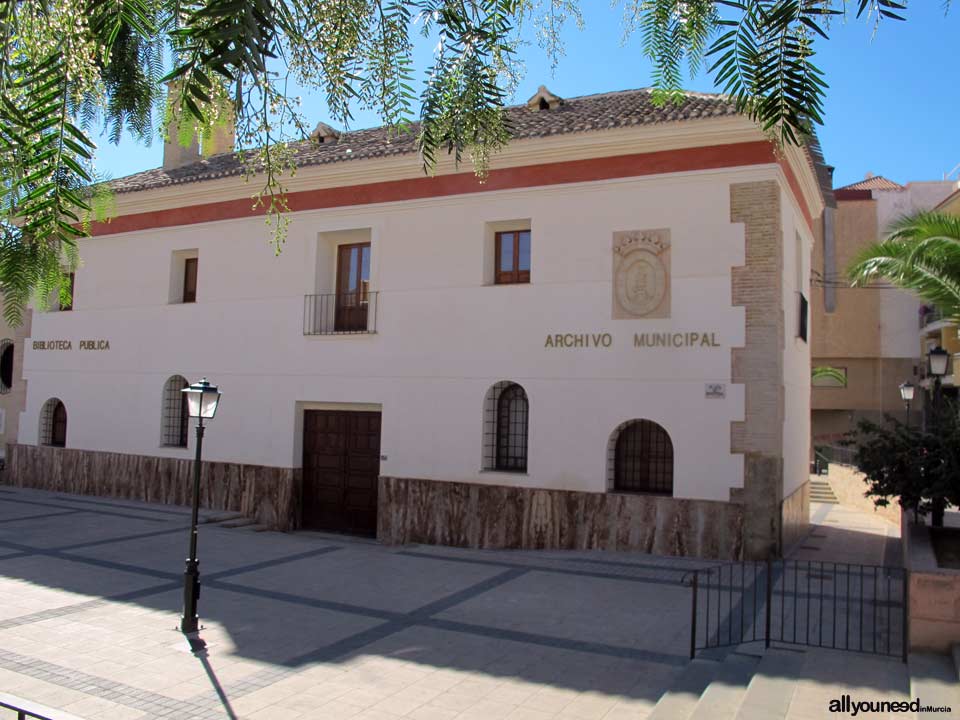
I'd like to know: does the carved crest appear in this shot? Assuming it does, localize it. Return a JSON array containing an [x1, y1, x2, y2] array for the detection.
[[612, 228, 671, 319]]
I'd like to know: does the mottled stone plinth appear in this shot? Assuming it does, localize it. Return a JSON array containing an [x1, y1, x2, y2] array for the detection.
[[378, 477, 745, 560], [781, 479, 810, 552], [4, 444, 300, 531]]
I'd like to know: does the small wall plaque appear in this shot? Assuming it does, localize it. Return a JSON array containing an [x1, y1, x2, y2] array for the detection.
[[705, 383, 726, 399]]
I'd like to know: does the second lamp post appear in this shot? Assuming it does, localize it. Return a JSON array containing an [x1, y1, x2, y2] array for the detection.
[[180, 378, 222, 635]]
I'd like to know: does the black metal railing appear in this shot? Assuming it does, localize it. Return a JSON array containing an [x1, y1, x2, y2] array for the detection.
[[304, 291, 378, 335], [0, 693, 79, 719], [920, 305, 946, 329], [685, 559, 908, 662]]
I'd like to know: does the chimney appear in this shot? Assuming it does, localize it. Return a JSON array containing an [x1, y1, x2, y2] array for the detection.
[[162, 81, 237, 168], [202, 99, 236, 158], [163, 82, 200, 170]]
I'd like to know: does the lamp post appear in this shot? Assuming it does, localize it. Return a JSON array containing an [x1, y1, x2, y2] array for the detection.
[[899, 381, 915, 427], [927, 347, 948, 528], [180, 378, 221, 635]]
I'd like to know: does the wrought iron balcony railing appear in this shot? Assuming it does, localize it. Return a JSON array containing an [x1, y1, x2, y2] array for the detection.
[[919, 305, 946, 329], [304, 292, 378, 336]]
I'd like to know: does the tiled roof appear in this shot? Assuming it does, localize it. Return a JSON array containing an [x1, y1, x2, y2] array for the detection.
[[834, 175, 903, 192], [109, 88, 742, 194]]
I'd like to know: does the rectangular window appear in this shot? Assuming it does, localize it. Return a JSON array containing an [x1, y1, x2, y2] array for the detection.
[[495, 230, 531, 285], [182, 258, 198, 303], [59, 273, 74, 311], [798, 292, 808, 342], [334, 242, 371, 332]]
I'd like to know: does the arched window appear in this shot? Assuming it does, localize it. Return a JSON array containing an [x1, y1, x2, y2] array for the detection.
[[0, 339, 13, 394], [608, 419, 674, 495], [483, 381, 528, 472], [40, 398, 67, 447], [161, 375, 190, 447]]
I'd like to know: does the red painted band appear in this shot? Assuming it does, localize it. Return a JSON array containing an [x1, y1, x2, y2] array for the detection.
[[90, 141, 812, 236]]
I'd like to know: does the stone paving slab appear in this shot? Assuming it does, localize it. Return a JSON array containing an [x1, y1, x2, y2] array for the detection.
[[0, 486, 916, 720], [0, 486, 698, 719]]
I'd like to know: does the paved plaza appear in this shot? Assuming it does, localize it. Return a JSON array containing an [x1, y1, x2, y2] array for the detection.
[[0, 486, 711, 720]]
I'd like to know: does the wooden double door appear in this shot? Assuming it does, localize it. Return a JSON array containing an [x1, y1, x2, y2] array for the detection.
[[302, 410, 381, 536]]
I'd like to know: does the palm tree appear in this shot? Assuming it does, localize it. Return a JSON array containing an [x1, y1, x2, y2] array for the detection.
[[848, 211, 960, 319]]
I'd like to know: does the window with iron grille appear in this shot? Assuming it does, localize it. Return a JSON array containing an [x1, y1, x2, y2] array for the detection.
[[0, 339, 13, 394], [161, 375, 189, 447], [39, 398, 66, 447], [608, 419, 673, 495], [482, 381, 529, 472]]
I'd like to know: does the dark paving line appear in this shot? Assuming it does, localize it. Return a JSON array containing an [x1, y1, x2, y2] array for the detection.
[[54, 524, 189, 552], [207, 579, 400, 621], [0, 509, 84, 524], [205, 545, 342, 581], [398, 550, 690, 588], [281, 569, 530, 667], [0, 648, 222, 720], [422, 617, 690, 666], [52, 494, 194, 517], [0, 582, 180, 631], [0, 537, 180, 580], [562, 556, 717, 573], [0, 495, 168, 523]]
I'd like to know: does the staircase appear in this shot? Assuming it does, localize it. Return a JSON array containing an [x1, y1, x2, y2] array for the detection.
[[808, 477, 838, 504], [647, 643, 960, 719]]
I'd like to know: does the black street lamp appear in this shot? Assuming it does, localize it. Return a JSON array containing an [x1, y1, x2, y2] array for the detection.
[[180, 378, 221, 635], [899, 381, 915, 427]]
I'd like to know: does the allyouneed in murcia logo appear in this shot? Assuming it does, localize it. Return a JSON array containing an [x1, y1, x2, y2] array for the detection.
[[829, 695, 953, 715]]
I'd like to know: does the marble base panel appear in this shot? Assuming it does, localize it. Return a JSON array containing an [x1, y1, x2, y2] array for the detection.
[[781, 480, 810, 553], [378, 476, 746, 560], [4, 444, 300, 531]]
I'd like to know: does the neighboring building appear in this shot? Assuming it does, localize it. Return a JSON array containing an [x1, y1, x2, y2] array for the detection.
[[0, 309, 32, 462], [811, 175, 959, 443], [917, 187, 960, 404], [6, 87, 830, 560]]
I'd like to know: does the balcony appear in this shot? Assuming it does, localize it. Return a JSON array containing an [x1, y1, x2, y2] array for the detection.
[[919, 305, 949, 330], [304, 292, 378, 336]]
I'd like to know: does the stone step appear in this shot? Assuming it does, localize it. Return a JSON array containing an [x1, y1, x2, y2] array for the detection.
[[689, 653, 761, 720], [217, 517, 258, 529], [910, 652, 960, 718], [201, 511, 245, 524], [236, 523, 272, 532], [648, 657, 725, 720], [733, 648, 806, 720]]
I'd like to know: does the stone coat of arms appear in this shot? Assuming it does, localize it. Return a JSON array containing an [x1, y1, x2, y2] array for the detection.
[[612, 229, 671, 319]]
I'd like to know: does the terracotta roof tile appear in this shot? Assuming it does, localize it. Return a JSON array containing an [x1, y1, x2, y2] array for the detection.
[[834, 175, 903, 192], [109, 88, 741, 194]]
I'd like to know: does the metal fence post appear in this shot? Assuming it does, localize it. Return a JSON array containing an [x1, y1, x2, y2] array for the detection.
[[765, 558, 773, 649], [902, 569, 910, 663], [690, 571, 698, 659]]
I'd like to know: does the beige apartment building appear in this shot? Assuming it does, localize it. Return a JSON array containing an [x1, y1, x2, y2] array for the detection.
[[812, 175, 959, 443]]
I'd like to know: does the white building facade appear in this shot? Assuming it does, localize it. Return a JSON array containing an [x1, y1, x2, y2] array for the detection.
[[7, 88, 827, 560]]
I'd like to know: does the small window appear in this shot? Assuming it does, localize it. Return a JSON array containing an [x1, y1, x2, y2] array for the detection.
[[183, 258, 198, 303], [59, 273, 75, 311], [495, 230, 531, 285], [40, 398, 67, 447], [483, 381, 529, 472], [798, 292, 808, 342], [608, 419, 674, 495], [0, 340, 13, 394], [161, 375, 190, 447]]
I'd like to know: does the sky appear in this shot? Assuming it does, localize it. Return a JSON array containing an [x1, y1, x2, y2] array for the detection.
[[93, 4, 960, 189]]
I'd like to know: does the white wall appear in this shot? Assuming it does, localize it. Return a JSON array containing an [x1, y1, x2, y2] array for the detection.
[[781, 187, 813, 498], [19, 166, 801, 501]]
